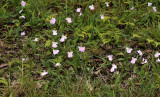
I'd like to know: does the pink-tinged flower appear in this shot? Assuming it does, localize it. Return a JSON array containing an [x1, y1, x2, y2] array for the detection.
[[89, 5, 94, 10], [53, 30, 57, 35], [130, 7, 134, 10], [52, 42, 58, 48], [22, 58, 26, 62], [21, 1, 26, 7], [50, 18, 56, 24], [100, 14, 104, 20], [153, 7, 157, 12], [67, 52, 73, 58], [78, 47, 85, 52], [21, 31, 25, 36], [126, 47, 132, 53], [79, 12, 82, 16], [131, 57, 137, 64], [33, 38, 38, 41], [76, 8, 81, 12], [53, 50, 59, 55], [107, 55, 113, 61], [60, 35, 67, 42], [156, 58, 160, 62], [20, 16, 25, 19], [41, 70, 48, 76], [137, 50, 143, 56], [148, 2, 152, 7], [55, 63, 61, 67], [154, 52, 160, 58], [19, 10, 22, 14], [66, 18, 72, 23], [142, 58, 147, 64], [105, 2, 109, 7], [110, 64, 117, 72]]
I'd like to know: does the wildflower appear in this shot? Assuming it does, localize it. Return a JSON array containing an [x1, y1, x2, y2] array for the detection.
[[142, 58, 147, 64], [50, 18, 56, 24], [107, 55, 113, 61], [79, 12, 82, 16], [105, 2, 109, 7], [41, 70, 48, 76], [20, 16, 25, 19], [78, 47, 85, 52], [156, 58, 160, 62], [76, 8, 81, 12], [131, 57, 137, 64], [100, 14, 104, 20], [89, 5, 94, 10], [60, 35, 67, 42], [21, 1, 26, 7], [153, 7, 157, 12], [53, 30, 57, 35], [148, 2, 152, 6], [154, 52, 160, 58], [67, 52, 73, 58], [33, 38, 38, 41], [22, 58, 26, 62], [21, 31, 25, 36], [52, 42, 58, 48], [137, 50, 143, 56], [19, 10, 22, 14], [126, 47, 132, 53], [66, 18, 72, 23], [110, 64, 117, 72], [55, 63, 61, 67], [130, 7, 134, 10], [53, 50, 59, 55]]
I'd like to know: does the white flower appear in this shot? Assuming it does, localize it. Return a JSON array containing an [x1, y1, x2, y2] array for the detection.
[[130, 7, 134, 10], [79, 12, 82, 16], [20, 16, 25, 19], [148, 2, 152, 7], [126, 47, 132, 53], [52, 42, 58, 48], [100, 14, 104, 20], [67, 52, 73, 58], [41, 70, 48, 76], [53, 50, 59, 55], [156, 58, 160, 62], [60, 35, 67, 42], [153, 7, 157, 12], [21, 31, 25, 36], [154, 52, 160, 58], [110, 64, 117, 72], [76, 8, 81, 12], [107, 55, 113, 61], [53, 30, 57, 35], [66, 18, 72, 23], [137, 50, 143, 56], [33, 38, 38, 41], [55, 63, 61, 67], [21, 1, 26, 7], [19, 10, 23, 14], [105, 2, 109, 7], [89, 5, 94, 10], [142, 58, 147, 64], [50, 18, 56, 24], [131, 57, 137, 64]]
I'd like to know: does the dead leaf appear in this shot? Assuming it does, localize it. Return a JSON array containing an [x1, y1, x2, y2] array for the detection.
[[0, 63, 9, 68]]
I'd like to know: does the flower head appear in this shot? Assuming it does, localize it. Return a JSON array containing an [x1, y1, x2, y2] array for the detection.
[[21, 1, 26, 7], [107, 55, 113, 61], [76, 8, 81, 12], [78, 47, 85, 52], [55, 63, 61, 67], [142, 58, 147, 64], [50, 18, 56, 24], [89, 5, 94, 10], [126, 47, 132, 53], [41, 70, 48, 76], [67, 52, 73, 58], [53, 50, 59, 55], [60, 35, 67, 42], [110, 64, 117, 72], [53, 30, 57, 35], [105, 2, 109, 7], [156, 58, 160, 63], [154, 52, 160, 58], [52, 42, 58, 48], [21, 31, 25, 36], [131, 57, 137, 64], [66, 18, 72, 23], [148, 2, 152, 6], [137, 50, 143, 56], [100, 14, 104, 20], [33, 38, 38, 41], [130, 7, 134, 10], [153, 7, 157, 12], [79, 12, 82, 16], [19, 10, 23, 14], [20, 16, 25, 19]]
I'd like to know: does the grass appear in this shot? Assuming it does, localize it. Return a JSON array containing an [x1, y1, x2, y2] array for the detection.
[[0, 0, 160, 97]]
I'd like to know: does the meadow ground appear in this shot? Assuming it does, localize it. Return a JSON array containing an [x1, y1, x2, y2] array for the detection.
[[0, 0, 160, 97]]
